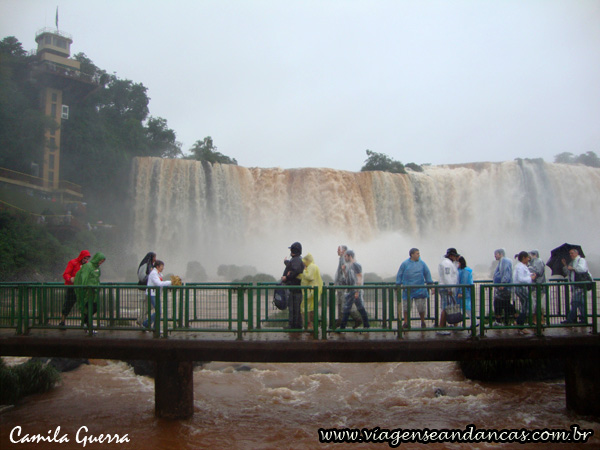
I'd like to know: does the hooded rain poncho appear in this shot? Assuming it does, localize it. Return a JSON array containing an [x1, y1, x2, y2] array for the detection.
[[75, 252, 105, 310], [299, 253, 323, 312]]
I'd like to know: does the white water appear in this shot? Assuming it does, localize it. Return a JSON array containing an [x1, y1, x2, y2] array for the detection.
[[130, 158, 600, 279]]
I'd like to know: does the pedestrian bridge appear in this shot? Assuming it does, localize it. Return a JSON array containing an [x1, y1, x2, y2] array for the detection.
[[0, 281, 598, 419]]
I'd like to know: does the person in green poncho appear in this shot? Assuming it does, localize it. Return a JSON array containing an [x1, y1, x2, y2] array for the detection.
[[74, 252, 106, 327]]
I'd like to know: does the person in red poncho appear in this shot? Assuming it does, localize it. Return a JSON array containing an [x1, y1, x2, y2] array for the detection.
[[59, 250, 91, 327]]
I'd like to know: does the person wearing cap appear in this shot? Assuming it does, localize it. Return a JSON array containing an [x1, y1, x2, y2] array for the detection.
[[493, 248, 514, 326], [437, 248, 460, 334], [282, 242, 304, 329], [338, 250, 370, 329], [396, 248, 433, 329], [528, 249, 546, 325]]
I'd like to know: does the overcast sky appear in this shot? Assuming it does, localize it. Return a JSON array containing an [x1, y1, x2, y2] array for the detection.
[[2, 0, 599, 171]]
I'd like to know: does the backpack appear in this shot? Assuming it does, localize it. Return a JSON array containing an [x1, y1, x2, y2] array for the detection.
[[273, 286, 289, 310], [574, 270, 594, 291], [137, 263, 150, 290]]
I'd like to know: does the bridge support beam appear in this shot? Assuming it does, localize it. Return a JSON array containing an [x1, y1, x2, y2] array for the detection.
[[155, 360, 194, 419], [565, 354, 600, 416]]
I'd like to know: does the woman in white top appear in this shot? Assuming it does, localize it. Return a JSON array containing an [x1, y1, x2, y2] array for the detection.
[[514, 251, 535, 332], [142, 260, 171, 328], [561, 248, 592, 324]]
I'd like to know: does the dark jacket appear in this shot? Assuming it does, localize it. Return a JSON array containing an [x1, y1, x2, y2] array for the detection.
[[283, 255, 304, 286]]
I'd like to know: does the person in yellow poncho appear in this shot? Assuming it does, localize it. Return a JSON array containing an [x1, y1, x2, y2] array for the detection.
[[299, 253, 323, 330]]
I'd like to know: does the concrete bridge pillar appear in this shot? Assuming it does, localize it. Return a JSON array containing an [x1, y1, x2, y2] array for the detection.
[[155, 360, 194, 419], [565, 353, 600, 416]]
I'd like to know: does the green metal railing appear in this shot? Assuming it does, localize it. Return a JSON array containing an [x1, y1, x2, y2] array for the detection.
[[0, 280, 597, 339]]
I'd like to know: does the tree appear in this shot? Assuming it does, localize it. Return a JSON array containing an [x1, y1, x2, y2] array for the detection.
[[185, 261, 207, 282], [73, 52, 109, 85], [405, 162, 424, 172], [0, 37, 47, 172], [554, 151, 600, 168], [0, 36, 27, 57], [576, 151, 600, 168], [554, 152, 574, 164], [60, 60, 181, 220], [188, 136, 237, 165], [146, 117, 182, 158], [361, 150, 406, 174]]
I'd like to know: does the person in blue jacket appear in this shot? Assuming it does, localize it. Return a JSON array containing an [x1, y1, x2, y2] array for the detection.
[[396, 248, 433, 329], [493, 248, 514, 325], [457, 256, 474, 318]]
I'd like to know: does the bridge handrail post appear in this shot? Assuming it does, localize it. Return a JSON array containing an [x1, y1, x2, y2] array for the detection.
[[17, 285, 24, 335], [248, 287, 254, 331], [24, 286, 30, 334], [434, 285, 440, 328], [373, 286, 380, 329], [256, 285, 262, 330], [479, 284, 486, 338], [154, 288, 161, 339], [86, 287, 94, 336], [564, 282, 570, 319], [592, 282, 598, 335], [469, 284, 476, 338], [185, 288, 190, 328], [321, 285, 328, 339], [108, 287, 115, 327], [380, 287, 387, 330], [534, 284, 542, 336], [312, 286, 319, 340], [395, 287, 402, 340], [145, 290, 151, 333], [228, 287, 233, 331], [177, 288, 183, 328], [542, 284, 550, 326], [388, 287, 394, 332], [236, 287, 244, 340]]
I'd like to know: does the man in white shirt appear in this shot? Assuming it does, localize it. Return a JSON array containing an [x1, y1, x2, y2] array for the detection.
[[437, 248, 460, 334]]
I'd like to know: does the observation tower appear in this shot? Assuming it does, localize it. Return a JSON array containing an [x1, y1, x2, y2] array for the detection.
[[30, 26, 97, 195]]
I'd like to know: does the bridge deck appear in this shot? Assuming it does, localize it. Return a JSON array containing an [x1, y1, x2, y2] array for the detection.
[[1, 327, 598, 363]]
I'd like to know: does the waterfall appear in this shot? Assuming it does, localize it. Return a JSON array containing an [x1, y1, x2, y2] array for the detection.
[[131, 157, 600, 279]]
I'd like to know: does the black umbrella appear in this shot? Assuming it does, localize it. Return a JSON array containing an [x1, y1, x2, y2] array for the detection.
[[546, 243, 586, 276]]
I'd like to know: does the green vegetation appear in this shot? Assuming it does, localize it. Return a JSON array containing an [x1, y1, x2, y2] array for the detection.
[[0, 38, 49, 173], [0, 358, 61, 405], [185, 261, 208, 282], [186, 136, 238, 165], [554, 151, 600, 168], [360, 150, 423, 174], [0, 211, 69, 281], [233, 273, 277, 283], [218, 264, 257, 281]]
